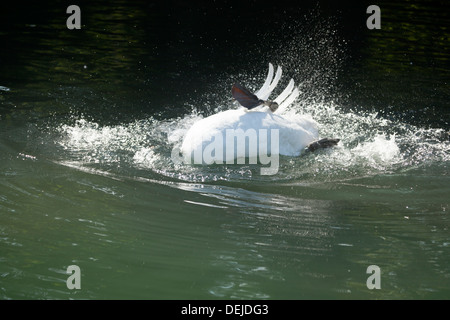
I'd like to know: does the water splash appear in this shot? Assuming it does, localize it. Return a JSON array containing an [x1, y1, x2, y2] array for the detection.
[[52, 11, 449, 184], [54, 98, 449, 184]]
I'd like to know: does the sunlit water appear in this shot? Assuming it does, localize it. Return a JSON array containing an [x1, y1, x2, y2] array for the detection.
[[0, 1, 449, 299]]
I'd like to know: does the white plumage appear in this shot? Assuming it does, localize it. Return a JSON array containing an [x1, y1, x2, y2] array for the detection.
[[181, 63, 319, 163]]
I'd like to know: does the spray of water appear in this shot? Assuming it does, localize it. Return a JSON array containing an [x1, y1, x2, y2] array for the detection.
[[54, 13, 449, 184], [54, 96, 448, 184]]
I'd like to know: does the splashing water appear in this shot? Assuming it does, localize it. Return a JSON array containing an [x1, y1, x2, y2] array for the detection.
[[54, 96, 449, 185], [53, 15, 448, 184]]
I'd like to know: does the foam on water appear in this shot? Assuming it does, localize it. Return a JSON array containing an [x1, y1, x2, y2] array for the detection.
[[55, 97, 449, 184], [53, 15, 449, 184]]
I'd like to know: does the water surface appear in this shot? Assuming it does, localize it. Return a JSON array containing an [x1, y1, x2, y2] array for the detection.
[[0, 1, 449, 299]]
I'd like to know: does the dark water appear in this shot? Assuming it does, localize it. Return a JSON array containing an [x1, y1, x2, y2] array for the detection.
[[0, 0, 449, 299]]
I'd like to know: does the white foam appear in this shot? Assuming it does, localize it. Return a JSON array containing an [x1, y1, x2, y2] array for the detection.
[[55, 94, 448, 183], [133, 147, 158, 168], [352, 134, 401, 167]]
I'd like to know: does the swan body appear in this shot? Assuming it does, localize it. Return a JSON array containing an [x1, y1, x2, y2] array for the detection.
[[181, 108, 318, 163], [180, 63, 333, 164]]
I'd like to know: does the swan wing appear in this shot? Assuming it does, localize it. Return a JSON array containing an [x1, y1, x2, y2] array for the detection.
[[258, 65, 282, 100], [254, 63, 274, 99], [274, 78, 294, 105], [276, 87, 299, 113]]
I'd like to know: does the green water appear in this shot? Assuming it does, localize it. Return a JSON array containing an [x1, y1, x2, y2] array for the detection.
[[0, 1, 449, 299]]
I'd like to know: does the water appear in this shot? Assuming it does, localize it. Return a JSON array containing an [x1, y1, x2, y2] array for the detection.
[[0, 1, 449, 299]]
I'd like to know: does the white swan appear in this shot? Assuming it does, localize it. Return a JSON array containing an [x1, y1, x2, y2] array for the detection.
[[180, 63, 339, 164]]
